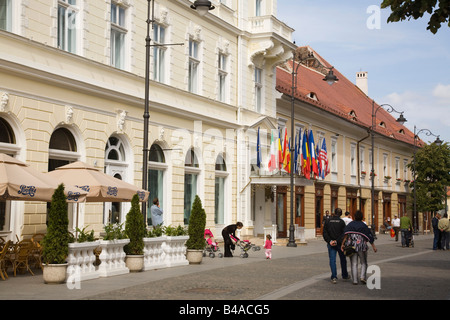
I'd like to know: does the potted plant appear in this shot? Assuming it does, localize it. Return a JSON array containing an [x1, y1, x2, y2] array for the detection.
[[185, 195, 206, 264], [124, 194, 146, 272], [42, 184, 69, 284], [97, 222, 129, 277]]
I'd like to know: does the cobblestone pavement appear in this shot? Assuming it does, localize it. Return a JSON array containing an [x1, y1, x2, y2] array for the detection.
[[1, 233, 449, 302]]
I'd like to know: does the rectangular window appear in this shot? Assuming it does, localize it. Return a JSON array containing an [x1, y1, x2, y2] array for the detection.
[[255, 0, 262, 16], [331, 139, 337, 172], [0, 0, 11, 31], [188, 40, 199, 93], [153, 24, 166, 83], [58, 0, 78, 53], [350, 144, 356, 175], [148, 169, 164, 225], [360, 147, 365, 173], [215, 177, 225, 224], [403, 159, 408, 180], [111, 2, 127, 69], [218, 53, 227, 102], [383, 153, 388, 177], [184, 173, 198, 224], [395, 157, 400, 179], [254, 68, 262, 112]]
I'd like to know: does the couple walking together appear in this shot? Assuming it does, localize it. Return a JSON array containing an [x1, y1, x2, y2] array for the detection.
[[323, 208, 377, 285]]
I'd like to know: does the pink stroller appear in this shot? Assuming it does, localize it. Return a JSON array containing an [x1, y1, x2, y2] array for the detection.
[[229, 235, 261, 258], [204, 229, 223, 258]]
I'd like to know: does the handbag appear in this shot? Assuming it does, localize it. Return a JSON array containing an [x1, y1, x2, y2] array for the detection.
[[343, 245, 356, 257], [390, 228, 395, 238]]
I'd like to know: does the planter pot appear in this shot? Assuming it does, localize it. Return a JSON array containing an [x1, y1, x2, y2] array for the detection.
[[186, 249, 203, 264], [43, 263, 68, 284], [97, 239, 130, 277], [143, 236, 167, 271], [125, 255, 144, 272], [67, 241, 100, 282], [162, 235, 189, 268]]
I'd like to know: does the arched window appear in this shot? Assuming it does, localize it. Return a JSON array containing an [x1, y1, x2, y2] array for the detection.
[[105, 136, 125, 162], [215, 154, 227, 225], [148, 144, 166, 226], [0, 117, 16, 236], [184, 148, 200, 224], [48, 127, 78, 171], [0, 117, 15, 144], [104, 135, 129, 225]]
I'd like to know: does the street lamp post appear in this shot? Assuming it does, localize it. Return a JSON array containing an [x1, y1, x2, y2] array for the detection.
[[287, 48, 338, 247], [412, 126, 442, 233], [142, 0, 214, 223], [370, 101, 406, 237]]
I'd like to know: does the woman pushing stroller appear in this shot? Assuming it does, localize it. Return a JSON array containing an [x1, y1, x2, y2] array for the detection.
[[222, 222, 243, 257]]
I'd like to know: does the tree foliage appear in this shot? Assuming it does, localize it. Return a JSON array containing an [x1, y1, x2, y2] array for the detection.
[[381, 0, 450, 34], [185, 195, 206, 250], [42, 184, 69, 264], [407, 141, 450, 213], [124, 194, 146, 255]]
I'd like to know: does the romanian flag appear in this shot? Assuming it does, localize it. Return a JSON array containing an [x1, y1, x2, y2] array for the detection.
[[281, 128, 288, 171], [301, 130, 310, 179]]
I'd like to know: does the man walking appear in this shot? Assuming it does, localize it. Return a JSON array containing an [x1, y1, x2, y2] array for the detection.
[[432, 213, 441, 250], [438, 213, 449, 250], [400, 214, 413, 247], [392, 215, 400, 242], [323, 208, 349, 284]]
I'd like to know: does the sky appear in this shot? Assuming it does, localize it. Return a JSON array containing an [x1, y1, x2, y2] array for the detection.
[[276, 0, 450, 144]]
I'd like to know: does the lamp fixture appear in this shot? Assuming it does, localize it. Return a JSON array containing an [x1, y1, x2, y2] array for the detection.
[[396, 113, 407, 125], [190, 0, 215, 16], [323, 67, 338, 85]]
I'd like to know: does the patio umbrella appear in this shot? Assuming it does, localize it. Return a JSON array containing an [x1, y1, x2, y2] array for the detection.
[[45, 161, 149, 203], [0, 153, 87, 203], [46, 161, 149, 239]]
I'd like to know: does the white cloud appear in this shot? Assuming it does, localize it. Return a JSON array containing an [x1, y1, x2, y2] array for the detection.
[[433, 84, 450, 104], [383, 88, 450, 143]]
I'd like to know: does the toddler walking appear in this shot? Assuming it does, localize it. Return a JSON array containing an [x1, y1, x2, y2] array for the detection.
[[264, 234, 273, 259]]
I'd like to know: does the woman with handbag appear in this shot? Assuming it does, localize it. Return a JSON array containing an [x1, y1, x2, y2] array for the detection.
[[341, 210, 377, 285]]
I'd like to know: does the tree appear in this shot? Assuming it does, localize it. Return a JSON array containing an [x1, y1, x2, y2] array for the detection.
[[124, 194, 146, 255], [380, 0, 450, 34], [42, 184, 69, 264], [408, 141, 450, 213], [185, 195, 206, 250]]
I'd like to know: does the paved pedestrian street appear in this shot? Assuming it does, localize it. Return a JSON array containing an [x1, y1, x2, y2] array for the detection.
[[1, 233, 448, 304]]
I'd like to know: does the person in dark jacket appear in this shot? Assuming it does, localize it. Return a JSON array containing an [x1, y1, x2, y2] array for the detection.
[[341, 210, 377, 285], [323, 208, 349, 284], [222, 222, 243, 257]]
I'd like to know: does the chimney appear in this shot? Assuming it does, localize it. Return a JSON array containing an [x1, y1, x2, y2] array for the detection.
[[356, 71, 368, 96]]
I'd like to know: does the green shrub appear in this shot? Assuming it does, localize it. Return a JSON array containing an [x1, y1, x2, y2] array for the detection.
[[103, 223, 126, 240], [163, 225, 188, 236], [124, 194, 146, 255], [42, 184, 69, 264], [185, 195, 206, 250]]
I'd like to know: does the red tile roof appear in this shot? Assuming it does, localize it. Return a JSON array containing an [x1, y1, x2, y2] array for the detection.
[[276, 46, 418, 147]]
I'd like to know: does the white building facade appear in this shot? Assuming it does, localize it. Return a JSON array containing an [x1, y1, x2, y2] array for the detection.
[[0, 0, 294, 241]]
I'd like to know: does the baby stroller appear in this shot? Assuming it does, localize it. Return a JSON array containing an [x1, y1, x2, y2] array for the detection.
[[204, 229, 223, 258], [230, 235, 261, 258]]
